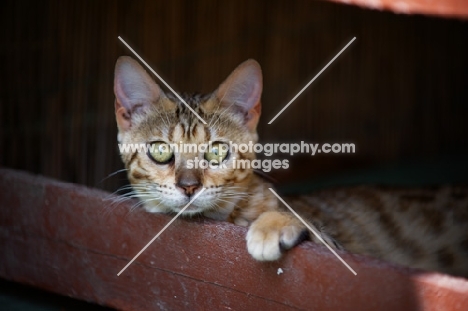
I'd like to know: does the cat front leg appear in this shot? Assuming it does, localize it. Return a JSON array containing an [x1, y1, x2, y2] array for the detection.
[[246, 211, 308, 261]]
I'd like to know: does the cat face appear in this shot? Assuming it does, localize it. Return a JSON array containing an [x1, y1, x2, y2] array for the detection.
[[114, 57, 262, 218]]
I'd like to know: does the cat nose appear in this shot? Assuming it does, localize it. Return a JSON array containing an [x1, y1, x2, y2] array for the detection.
[[176, 180, 201, 196], [176, 171, 202, 196], [177, 182, 201, 196]]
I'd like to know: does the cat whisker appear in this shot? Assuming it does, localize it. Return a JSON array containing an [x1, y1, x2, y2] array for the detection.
[[111, 183, 153, 193], [103, 186, 137, 201], [127, 197, 158, 214], [215, 198, 236, 205], [98, 168, 129, 185], [222, 195, 248, 199], [221, 191, 249, 197]]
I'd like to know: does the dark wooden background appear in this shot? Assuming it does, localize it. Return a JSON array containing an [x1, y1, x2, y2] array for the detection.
[[1, 0, 468, 192]]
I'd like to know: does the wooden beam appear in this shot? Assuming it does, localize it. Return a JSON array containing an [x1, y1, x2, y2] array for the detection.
[[329, 0, 468, 19], [1, 169, 467, 310]]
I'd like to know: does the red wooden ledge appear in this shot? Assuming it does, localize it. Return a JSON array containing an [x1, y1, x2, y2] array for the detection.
[[0, 168, 467, 310], [328, 0, 468, 19]]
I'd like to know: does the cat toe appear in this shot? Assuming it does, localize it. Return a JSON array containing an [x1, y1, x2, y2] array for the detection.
[[246, 211, 306, 261], [246, 227, 282, 261]]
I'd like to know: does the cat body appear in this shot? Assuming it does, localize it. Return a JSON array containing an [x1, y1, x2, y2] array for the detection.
[[286, 185, 468, 277], [114, 56, 468, 278]]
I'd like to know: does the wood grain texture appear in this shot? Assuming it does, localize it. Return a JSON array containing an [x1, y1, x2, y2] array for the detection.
[[1, 168, 468, 310], [1, 0, 468, 193]]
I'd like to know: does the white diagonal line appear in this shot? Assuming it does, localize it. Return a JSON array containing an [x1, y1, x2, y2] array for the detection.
[[268, 188, 357, 275], [268, 37, 356, 124], [117, 188, 206, 276], [118, 36, 207, 125]]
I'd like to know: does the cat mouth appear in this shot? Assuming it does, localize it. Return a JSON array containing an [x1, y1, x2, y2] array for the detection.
[[174, 200, 206, 214], [177, 205, 206, 215]]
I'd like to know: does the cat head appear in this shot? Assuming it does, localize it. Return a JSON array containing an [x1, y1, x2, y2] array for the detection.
[[114, 56, 262, 217]]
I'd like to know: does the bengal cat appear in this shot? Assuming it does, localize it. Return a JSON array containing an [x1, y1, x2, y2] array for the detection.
[[113, 56, 468, 278]]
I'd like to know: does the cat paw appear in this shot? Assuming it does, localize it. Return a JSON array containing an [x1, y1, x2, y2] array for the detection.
[[246, 211, 307, 261]]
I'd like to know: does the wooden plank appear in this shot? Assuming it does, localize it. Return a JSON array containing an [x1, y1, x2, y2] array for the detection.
[[1, 168, 468, 310], [329, 0, 468, 19]]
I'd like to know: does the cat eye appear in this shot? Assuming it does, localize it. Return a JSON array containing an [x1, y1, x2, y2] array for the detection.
[[147, 141, 174, 164], [205, 142, 229, 165]]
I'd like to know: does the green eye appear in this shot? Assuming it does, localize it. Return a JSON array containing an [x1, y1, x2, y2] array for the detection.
[[205, 142, 229, 165], [148, 142, 173, 164]]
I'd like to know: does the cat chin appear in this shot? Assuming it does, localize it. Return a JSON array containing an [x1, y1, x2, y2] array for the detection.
[[141, 199, 235, 220], [142, 204, 172, 214], [142, 200, 218, 218], [141, 201, 202, 214]]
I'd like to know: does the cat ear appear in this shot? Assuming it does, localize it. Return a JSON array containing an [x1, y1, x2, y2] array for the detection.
[[214, 59, 262, 131], [114, 56, 162, 131]]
